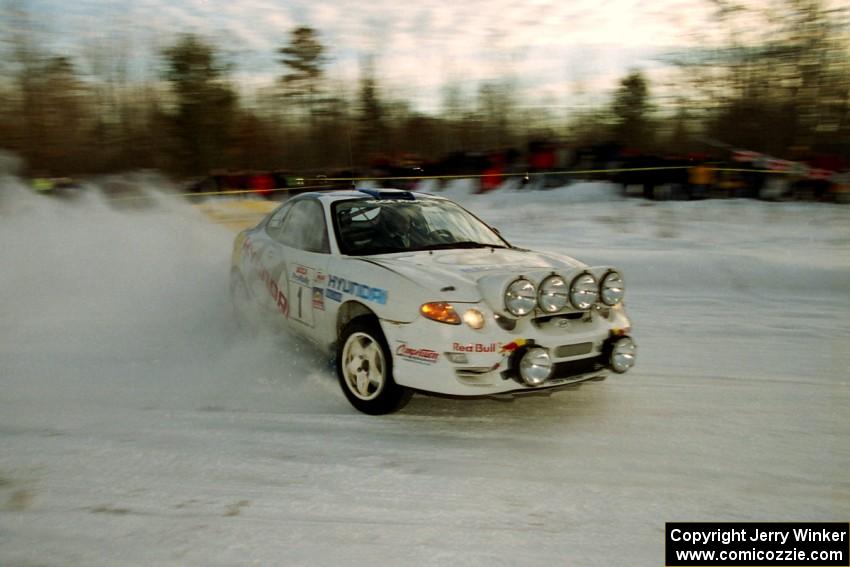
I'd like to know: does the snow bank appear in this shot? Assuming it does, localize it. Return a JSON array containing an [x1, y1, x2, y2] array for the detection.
[[422, 178, 623, 206]]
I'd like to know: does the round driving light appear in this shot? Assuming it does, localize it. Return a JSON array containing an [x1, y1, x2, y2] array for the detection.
[[570, 273, 599, 310], [519, 347, 553, 386], [610, 337, 637, 373], [600, 271, 625, 306], [462, 309, 485, 329], [504, 278, 536, 316], [538, 275, 569, 313]]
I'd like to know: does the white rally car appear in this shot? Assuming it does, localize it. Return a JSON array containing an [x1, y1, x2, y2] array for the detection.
[[230, 188, 636, 414]]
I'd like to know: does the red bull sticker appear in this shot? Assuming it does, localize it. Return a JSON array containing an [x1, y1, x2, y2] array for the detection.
[[499, 339, 528, 354], [452, 342, 501, 353]]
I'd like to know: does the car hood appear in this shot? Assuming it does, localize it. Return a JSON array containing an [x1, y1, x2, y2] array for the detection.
[[363, 247, 588, 311]]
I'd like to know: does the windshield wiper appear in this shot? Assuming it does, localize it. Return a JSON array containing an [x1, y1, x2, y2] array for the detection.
[[414, 241, 508, 251]]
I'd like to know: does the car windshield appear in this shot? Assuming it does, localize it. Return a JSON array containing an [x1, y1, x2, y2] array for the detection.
[[333, 198, 509, 256]]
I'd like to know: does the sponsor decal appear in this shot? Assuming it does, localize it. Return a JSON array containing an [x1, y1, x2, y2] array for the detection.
[[242, 238, 288, 317], [313, 271, 328, 285], [396, 343, 439, 365], [499, 339, 528, 354], [241, 236, 255, 257], [327, 275, 388, 305], [325, 288, 343, 302], [452, 342, 501, 353], [311, 287, 325, 310], [292, 264, 312, 287]]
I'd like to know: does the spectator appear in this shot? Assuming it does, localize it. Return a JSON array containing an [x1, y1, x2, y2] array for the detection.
[[251, 172, 275, 199], [688, 162, 714, 200]]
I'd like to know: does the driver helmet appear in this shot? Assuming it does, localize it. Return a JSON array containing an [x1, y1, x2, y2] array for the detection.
[[383, 206, 415, 235]]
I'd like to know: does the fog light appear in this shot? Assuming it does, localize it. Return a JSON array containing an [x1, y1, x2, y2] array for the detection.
[[445, 352, 468, 364], [462, 309, 485, 329], [519, 347, 553, 386], [610, 336, 636, 373]]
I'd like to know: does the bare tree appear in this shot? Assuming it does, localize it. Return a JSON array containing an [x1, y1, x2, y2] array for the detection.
[[671, 0, 850, 158], [356, 59, 388, 164]]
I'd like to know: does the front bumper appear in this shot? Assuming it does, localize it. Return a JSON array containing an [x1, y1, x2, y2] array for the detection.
[[381, 304, 636, 397]]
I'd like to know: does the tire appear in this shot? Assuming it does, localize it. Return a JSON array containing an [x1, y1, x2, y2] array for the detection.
[[336, 318, 412, 415]]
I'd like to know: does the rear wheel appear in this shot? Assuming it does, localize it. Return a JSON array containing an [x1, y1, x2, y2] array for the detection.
[[337, 319, 411, 415]]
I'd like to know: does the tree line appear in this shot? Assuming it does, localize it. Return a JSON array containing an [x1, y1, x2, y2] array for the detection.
[[0, 0, 847, 179]]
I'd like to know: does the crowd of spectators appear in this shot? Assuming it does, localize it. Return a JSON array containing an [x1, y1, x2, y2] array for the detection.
[[179, 140, 849, 203]]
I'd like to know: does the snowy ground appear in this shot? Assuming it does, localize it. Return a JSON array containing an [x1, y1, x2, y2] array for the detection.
[[1, 178, 848, 566]]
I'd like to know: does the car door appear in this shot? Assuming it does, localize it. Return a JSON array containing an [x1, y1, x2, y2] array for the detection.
[[237, 202, 293, 325], [273, 199, 331, 341]]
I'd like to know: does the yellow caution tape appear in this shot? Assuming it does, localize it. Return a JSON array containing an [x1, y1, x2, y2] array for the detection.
[[104, 167, 803, 201]]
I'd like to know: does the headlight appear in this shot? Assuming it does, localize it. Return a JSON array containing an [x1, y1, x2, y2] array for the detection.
[[609, 336, 637, 373], [569, 273, 598, 310], [538, 275, 568, 313], [600, 271, 625, 306], [519, 347, 553, 386], [504, 278, 536, 316]]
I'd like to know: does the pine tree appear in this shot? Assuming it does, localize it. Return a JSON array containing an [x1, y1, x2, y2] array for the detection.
[[278, 26, 327, 120], [162, 34, 236, 176], [612, 71, 651, 149]]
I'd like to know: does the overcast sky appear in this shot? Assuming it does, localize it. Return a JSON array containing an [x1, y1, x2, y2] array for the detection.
[[17, 0, 717, 112]]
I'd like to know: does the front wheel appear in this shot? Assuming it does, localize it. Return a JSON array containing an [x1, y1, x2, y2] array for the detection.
[[336, 319, 411, 415]]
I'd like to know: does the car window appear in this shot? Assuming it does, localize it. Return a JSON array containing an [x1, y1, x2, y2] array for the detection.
[[265, 201, 293, 240], [418, 204, 496, 242], [333, 198, 507, 256], [278, 199, 330, 253]]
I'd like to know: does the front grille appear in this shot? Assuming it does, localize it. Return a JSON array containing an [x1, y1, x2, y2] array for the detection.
[[554, 342, 593, 358], [455, 367, 494, 377], [534, 311, 586, 323], [532, 310, 593, 330], [551, 355, 606, 379]]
